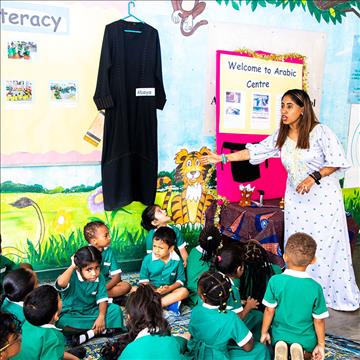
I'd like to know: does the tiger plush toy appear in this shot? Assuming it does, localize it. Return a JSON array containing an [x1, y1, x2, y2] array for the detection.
[[158, 147, 214, 226]]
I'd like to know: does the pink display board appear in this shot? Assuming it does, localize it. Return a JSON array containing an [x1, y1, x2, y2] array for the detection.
[[216, 50, 305, 201]]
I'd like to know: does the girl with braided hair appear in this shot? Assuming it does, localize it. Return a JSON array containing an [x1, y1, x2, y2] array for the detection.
[[101, 284, 187, 360], [187, 271, 270, 360], [186, 225, 222, 307], [214, 246, 263, 341], [240, 240, 282, 311]]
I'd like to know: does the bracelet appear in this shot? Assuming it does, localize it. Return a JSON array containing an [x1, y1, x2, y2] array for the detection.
[[221, 153, 228, 164], [309, 171, 321, 185]]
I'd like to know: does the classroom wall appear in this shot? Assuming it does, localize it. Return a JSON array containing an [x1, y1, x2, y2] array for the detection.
[[1, 0, 359, 272]]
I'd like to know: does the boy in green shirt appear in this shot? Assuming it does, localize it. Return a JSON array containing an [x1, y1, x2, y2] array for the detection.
[[13, 285, 84, 360], [84, 221, 131, 298], [141, 205, 188, 266], [261, 232, 329, 360], [139, 227, 189, 314]]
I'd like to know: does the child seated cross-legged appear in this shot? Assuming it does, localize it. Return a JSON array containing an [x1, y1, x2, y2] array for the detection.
[[187, 271, 270, 360], [55, 246, 125, 346], [186, 225, 222, 307], [214, 246, 263, 342], [83, 221, 131, 299], [261, 232, 329, 360], [0, 267, 38, 325], [141, 204, 188, 267], [101, 284, 187, 360], [139, 226, 189, 315], [13, 285, 85, 360]]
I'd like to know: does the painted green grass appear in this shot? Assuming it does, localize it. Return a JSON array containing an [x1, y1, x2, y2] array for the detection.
[[1, 191, 201, 270], [342, 187, 360, 241]]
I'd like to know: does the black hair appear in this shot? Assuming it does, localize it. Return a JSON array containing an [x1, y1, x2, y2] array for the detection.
[[141, 205, 158, 231], [101, 284, 170, 360], [0, 268, 36, 306], [212, 245, 244, 276], [73, 246, 102, 269], [197, 271, 231, 312], [153, 227, 176, 248], [23, 285, 59, 326], [83, 221, 107, 242], [198, 225, 222, 263], [0, 311, 22, 350], [240, 240, 275, 307]]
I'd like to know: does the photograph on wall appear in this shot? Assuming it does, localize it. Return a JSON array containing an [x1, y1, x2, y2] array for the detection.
[[49, 81, 78, 105], [223, 90, 245, 130], [5, 80, 33, 103], [251, 93, 270, 129], [7, 41, 37, 60]]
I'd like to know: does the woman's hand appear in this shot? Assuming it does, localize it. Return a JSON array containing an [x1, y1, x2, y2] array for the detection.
[[201, 151, 221, 165], [92, 315, 105, 335], [296, 176, 315, 195]]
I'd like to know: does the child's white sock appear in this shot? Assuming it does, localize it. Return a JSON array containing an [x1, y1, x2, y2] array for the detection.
[[79, 329, 95, 344]]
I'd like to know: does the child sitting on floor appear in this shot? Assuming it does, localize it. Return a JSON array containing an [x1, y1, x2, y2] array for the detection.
[[261, 232, 329, 360], [83, 221, 131, 299], [55, 246, 125, 345], [14, 285, 85, 360], [0, 312, 22, 359], [141, 204, 188, 266], [0, 267, 38, 324], [102, 284, 187, 360], [240, 240, 282, 311], [214, 246, 263, 341], [139, 227, 189, 315], [187, 271, 270, 360], [186, 225, 222, 307]]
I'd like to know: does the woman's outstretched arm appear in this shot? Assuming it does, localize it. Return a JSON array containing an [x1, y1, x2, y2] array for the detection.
[[201, 149, 250, 165]]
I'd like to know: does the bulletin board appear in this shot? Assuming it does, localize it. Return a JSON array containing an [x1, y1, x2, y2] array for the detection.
[[216, 49, 305, 201]]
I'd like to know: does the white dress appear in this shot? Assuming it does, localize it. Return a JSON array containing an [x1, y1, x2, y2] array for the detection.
[[246, 124, 360, 311]]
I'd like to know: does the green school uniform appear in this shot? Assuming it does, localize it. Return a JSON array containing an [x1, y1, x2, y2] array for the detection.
[[101, 246, 122, 281], [263, 269, 329, 352], [188, 303, 270, 360], [55, 270, 124, 330], [139, 252, 186, 288], [13, 322, 65, 360], [186, 246, 210, 307], [0, 298, 25, 324], [227, 278, 263, 342], [145, 225, 186, 253], [119, 328, 187, 360], [0, 255, 16, 290]]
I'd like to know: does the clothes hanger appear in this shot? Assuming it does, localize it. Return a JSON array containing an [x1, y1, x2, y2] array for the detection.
[[122, 1, 143, 33]]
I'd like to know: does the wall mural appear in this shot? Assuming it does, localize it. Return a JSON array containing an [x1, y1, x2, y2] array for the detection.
[[1, 147, 216, 270], [216, 0, 360, 24]]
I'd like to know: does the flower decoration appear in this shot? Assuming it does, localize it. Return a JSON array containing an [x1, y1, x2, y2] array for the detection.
[[52, 210, 72, 234], [88, 186, 105, 214], [213, 195, 229, 227]]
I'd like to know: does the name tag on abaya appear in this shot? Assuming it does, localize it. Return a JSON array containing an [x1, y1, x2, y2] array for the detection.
[[136, 88, 155, 96]]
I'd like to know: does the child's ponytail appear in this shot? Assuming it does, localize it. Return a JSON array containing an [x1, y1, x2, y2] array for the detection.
[[199, 225, 223, 264]]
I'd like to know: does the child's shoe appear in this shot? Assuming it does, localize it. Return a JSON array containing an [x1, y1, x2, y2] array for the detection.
[[290, 343, 304, 360], [274, 341, 288, 360], [166, 301, 181, 316]]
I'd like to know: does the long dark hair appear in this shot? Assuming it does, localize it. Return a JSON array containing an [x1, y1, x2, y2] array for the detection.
[[198, 271, 231, 312], [101, 284, 171, 359], [198, 225, 222, 263], [0, 268, 37, 306], [240, 240, 275, 308], [73, 246, 102, 269], [276, 89, 319, 149]]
